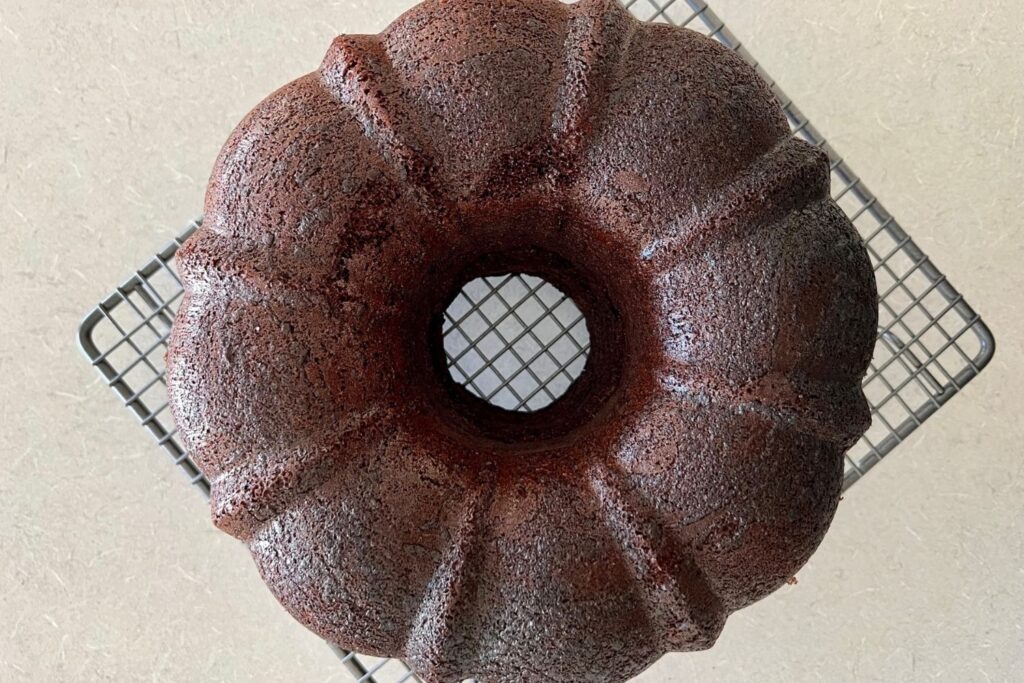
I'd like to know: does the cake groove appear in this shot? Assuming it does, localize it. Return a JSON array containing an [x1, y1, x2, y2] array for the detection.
[[552, 0, 638, 161], [661, 369, 870, 447], [589, 461, 724, 650], [405, 473, 495, 681], [648, 136, 832, 266], [209, 410, 383, 540], [320, 35, 441, 205]]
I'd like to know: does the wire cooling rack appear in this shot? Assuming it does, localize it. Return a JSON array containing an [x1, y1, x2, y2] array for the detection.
[[77, 1, 995, 681], [442, 274, 591, 412]]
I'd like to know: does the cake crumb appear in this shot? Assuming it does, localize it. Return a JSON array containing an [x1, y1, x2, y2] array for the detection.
[[613, 170, 651, 194]]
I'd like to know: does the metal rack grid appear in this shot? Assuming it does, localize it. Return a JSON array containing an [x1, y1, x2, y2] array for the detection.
[[442, 275, 591, 412], [77, 1, 995, 681]]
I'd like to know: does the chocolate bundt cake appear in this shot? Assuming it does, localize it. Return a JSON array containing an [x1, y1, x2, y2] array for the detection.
[[166, 0, 878, 681]]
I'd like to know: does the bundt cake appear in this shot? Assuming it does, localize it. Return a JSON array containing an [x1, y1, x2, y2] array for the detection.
[[166, 0, 878, 681]]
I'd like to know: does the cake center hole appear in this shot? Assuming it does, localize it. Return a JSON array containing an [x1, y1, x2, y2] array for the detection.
[[442, 274, 591, 412]]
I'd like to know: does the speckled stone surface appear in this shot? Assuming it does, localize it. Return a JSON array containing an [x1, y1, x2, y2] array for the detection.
[[165, 1, 875, 681]]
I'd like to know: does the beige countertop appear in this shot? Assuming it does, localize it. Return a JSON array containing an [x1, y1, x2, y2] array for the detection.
[[2, 1, 1021, 681]]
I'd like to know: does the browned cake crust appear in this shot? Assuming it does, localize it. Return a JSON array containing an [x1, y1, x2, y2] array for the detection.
[[165, 0, 878, 681]]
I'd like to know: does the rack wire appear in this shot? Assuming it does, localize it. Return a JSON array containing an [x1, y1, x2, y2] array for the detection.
[[77, 1, 995, 681], [443, 274, 591, 412]]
